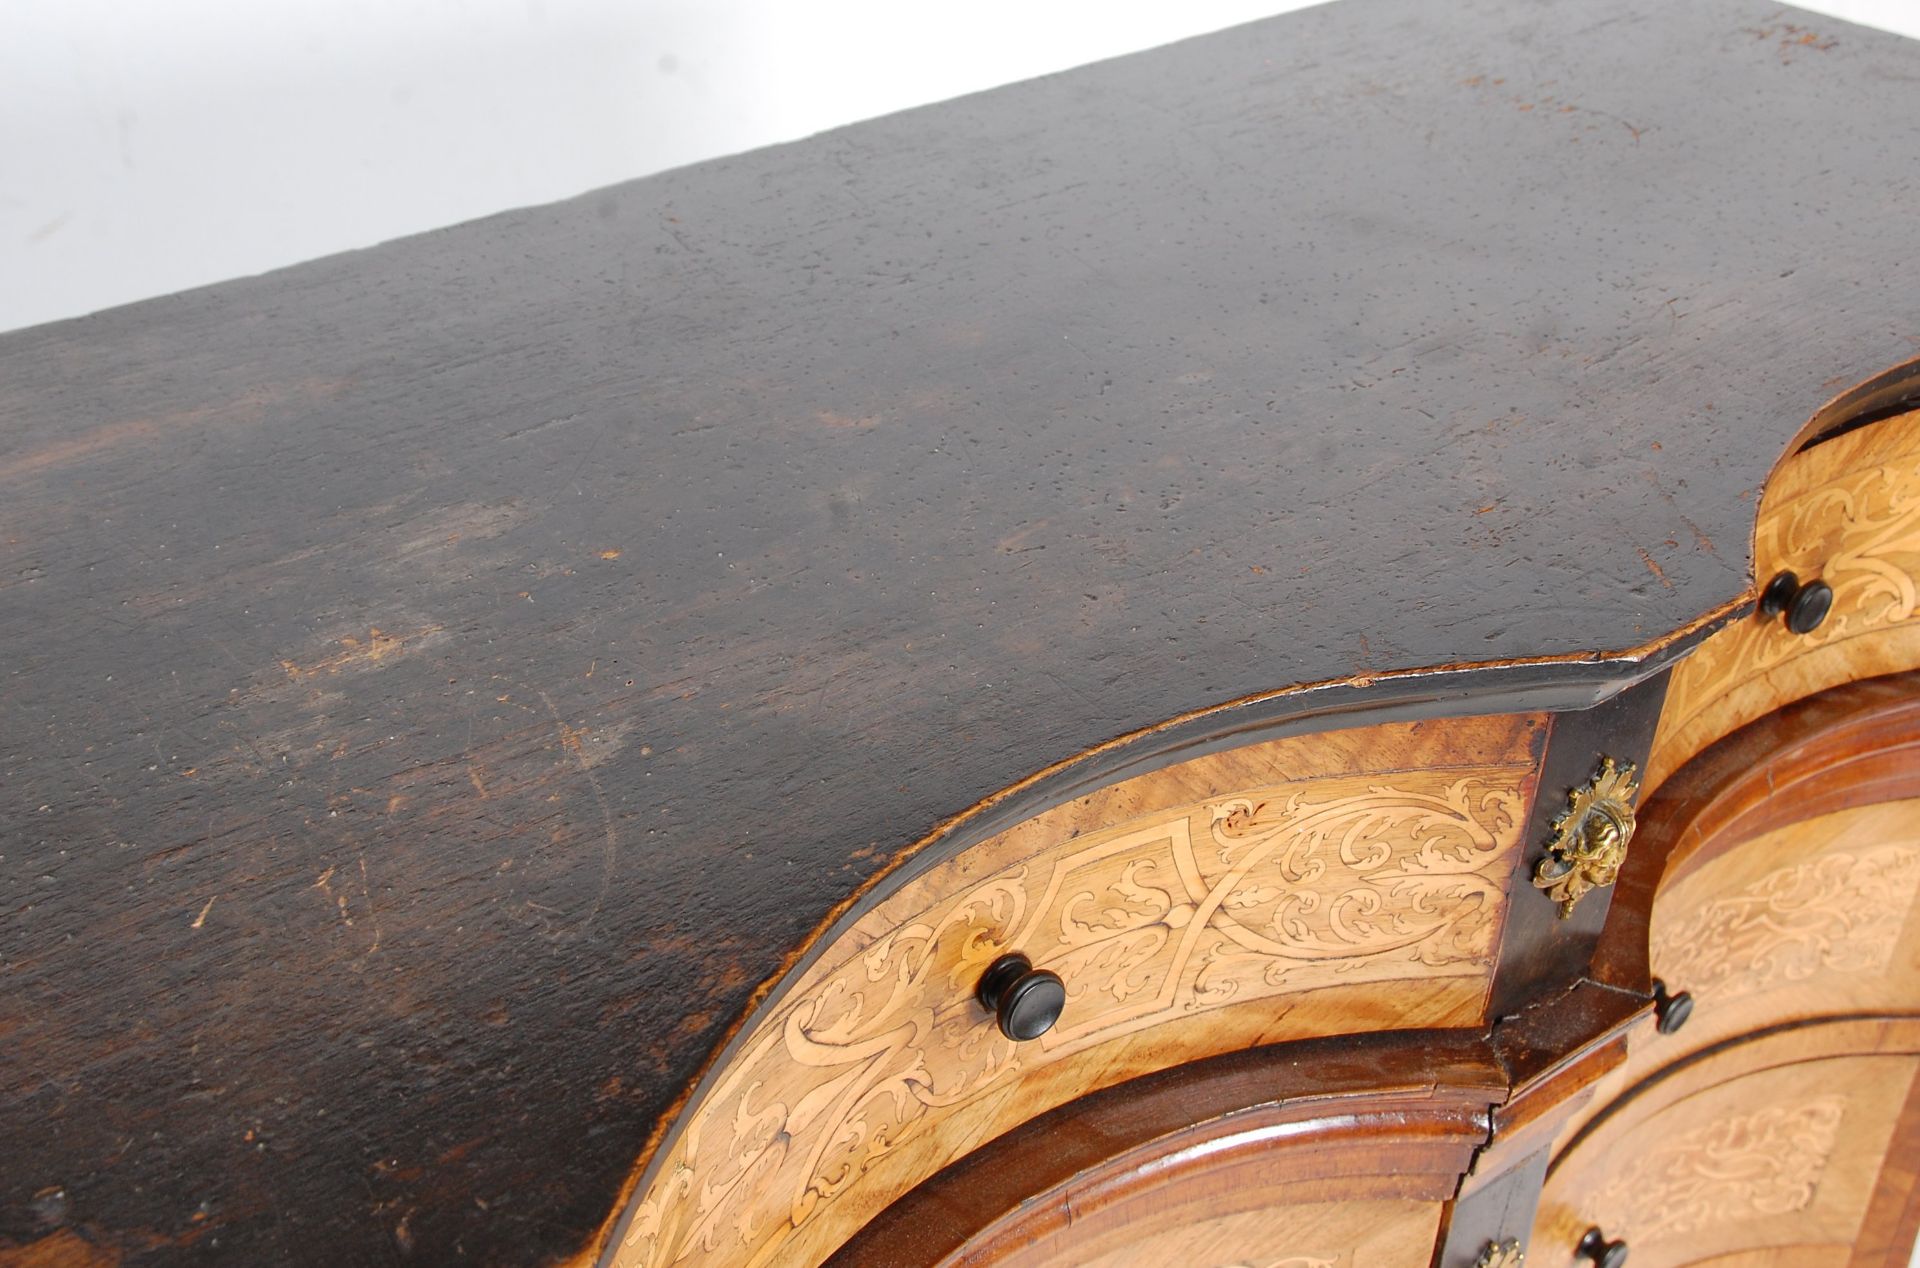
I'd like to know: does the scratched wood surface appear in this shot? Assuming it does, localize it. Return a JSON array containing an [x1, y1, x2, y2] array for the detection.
[[5, 0, 1920, 1263]]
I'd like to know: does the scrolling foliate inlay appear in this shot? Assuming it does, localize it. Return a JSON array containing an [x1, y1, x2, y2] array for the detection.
[[1652, 432, 1920, 788], [617, 766, 1527, 1268], [1653, 844, 1920, 1002], [1586, 1097, 1845, 1240]]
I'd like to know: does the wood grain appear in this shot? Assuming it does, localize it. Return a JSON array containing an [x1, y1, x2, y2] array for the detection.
[[7, 1, 1920, 1262], [1648, 410, 1920, 792], [1434, 1150, 1549, 1268], [935, 1096, 1469, 1268], [1535, 1020, 1920, 1268], [1850, 1061, 1920, 1267], [1597, 672, 1920, 991], [1005, 1199, 1443, 1268], [1649, 800, 1920, 1040], [1488, 674, 1670, 1016], [1687, 1252, 1852, 1267], [827, 1027, 1501, 1268], [1589, 805, 1920, 1129], [613, 716, 1540, 1268], [1576, 673, 1920, 1156], [1475, 982, 1644, 1187], [1531, 673, 1920, 1266]]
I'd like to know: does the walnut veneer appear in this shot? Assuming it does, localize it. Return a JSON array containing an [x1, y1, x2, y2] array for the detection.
[[615, 404, 1920, 1266], [7, 1, 1920, 1265]]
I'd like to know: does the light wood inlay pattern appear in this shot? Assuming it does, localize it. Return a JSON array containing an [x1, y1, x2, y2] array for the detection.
[[1559, 800, 1920, 1156], [1585, 1094, 1847, 1239], [1679, 1251, 1851, 1267], [1536, 1021, 1920, 1267], [1653, 836, 1920, 1005], [1653, 801, 1920, 1069], [615, 716, 1542, 1268], [1649, 410, 1920, 791]]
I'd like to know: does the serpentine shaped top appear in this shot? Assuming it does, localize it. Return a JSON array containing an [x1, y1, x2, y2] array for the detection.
[[2, 0, 1917, 1261]]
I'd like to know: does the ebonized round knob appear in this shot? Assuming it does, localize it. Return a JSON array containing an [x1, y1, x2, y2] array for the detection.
[[1578, 1226, 1629, 1268], [1786, 578, 1833, 633], [975, 952, 1065, 1041], [1652, 979, 1694, 1035], [1758, 570, 1832, 634]]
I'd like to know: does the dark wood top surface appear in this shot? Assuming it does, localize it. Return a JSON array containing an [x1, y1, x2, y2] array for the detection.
[[4, 0, 1918, 1262]]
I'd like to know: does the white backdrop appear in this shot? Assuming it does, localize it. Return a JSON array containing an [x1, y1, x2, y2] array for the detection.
[[3, 0, 1918, 333]]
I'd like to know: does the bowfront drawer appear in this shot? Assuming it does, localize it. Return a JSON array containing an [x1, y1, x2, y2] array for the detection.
[[1568, 666, 1920, 1159], [616, 714, 1546, 1268], [1647, 796, 1920, 1069], [830, 1029, 1502, 1268], [1534, 1020, 1920, 1266], [1648, 409, 1920, 792], [1041, 1200, 1443, 1268]]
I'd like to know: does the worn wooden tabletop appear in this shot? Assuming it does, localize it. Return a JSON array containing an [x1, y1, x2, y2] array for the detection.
[[3, 0, 1918, 1262]]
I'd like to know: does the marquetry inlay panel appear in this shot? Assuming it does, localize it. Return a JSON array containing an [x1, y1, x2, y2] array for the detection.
[[1585, 1095, 1846, 1240], [1551, 800, 1920, 1163], [612, 716, 1542, 1268], [1649, 409, 1920, 791], [1536, 1032, 1920, 1265], [1654, 840, 1920, 1004], [1644, 800, 1920, 1068]]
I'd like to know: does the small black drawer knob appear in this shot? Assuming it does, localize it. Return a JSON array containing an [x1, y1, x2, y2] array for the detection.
[[976, 952, 1065, 1041], [1652, 979, 1694, 1035], [1758, 570, 1832, 634], [1578, 1227, 1629, 1268]]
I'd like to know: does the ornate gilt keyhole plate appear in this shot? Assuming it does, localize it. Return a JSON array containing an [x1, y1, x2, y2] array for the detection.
[[1531, 755, 1639, 918]]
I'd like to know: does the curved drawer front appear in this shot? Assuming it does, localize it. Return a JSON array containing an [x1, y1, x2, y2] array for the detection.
[[901, 1072, 1483, 1268], [1555, 797, 1920, 1158], [1534, 1020, 1920, 1266], [1649, 409, 1920, 791], [615, 714, 1544, 1268], [1646, 798, 1920, 1070]]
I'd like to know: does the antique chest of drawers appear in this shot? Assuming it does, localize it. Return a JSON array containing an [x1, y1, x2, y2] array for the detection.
[[4, 0, 1920, 1265]]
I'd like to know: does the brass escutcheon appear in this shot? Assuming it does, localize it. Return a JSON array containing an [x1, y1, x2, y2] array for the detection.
[[1531, 755, 1639, 918]]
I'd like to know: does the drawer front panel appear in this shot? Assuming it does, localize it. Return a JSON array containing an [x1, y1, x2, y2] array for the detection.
[[1534, 1021, 1920, 1267], [1649, 410, 1920, 791], [1565, 675, 1920, 1159], [616, 715, 1543, 1268], [1646, 799, 1920, 1067]]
